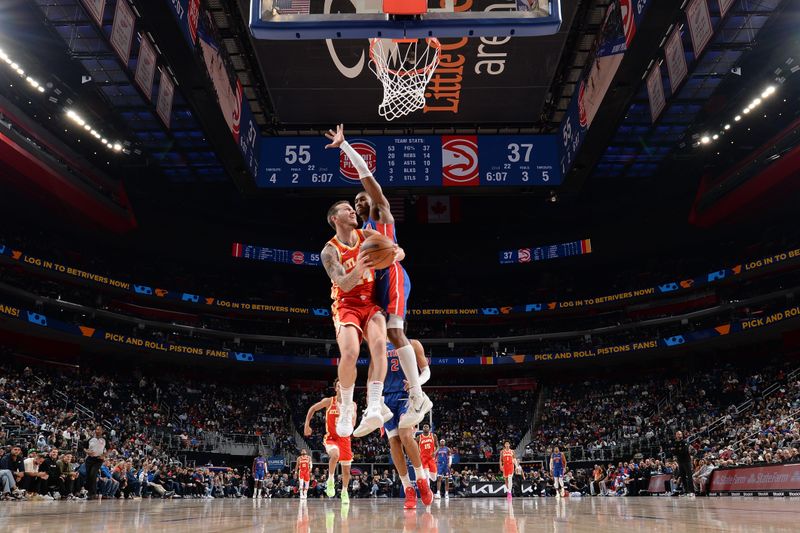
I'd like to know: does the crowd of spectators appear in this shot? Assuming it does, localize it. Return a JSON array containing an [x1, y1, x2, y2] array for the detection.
[[288, 387, 534, 463]]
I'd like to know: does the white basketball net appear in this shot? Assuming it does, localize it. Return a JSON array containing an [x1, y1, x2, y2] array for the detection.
[[368, 38, 441, 121]]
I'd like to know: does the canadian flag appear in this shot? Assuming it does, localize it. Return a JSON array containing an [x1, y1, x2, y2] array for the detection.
[[418, 195, 461, 224]]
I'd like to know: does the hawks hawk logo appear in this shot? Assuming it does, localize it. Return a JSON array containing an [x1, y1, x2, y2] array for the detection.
[[518, 248, 531, 263], [339, 140, 376, 181], [442, 136, 479, 186]]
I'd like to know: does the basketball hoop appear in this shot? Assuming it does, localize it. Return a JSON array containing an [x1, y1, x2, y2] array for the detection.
[[368, 37, 441, 121]]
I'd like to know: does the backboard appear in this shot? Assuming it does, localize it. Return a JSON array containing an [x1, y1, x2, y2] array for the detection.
[[249, 0, 562, 40]]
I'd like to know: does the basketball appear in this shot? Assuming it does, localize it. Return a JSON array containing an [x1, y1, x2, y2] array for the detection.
[[361, 234, 396, 269]]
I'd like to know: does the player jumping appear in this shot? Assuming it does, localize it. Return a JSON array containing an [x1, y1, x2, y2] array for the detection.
[[252, 453, 268, 499], [551, 446, 567, 497], [383, 339, 434, 509], [295, 449, 312, 499], [304, 380, 355, 503], [321, 197, 402, 438], [500, 441, 519, 500], [325, 124, 432, 428], [435, 439, 452, 499]]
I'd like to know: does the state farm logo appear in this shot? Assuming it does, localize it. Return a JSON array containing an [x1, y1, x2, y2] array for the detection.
[[442, 136, 479, 187], [340, 140, 376, 181], [292, 251, 305, 265], [518, 248, 531, 263], [577, 80, 588, 128], [620, 0, 636, 47]]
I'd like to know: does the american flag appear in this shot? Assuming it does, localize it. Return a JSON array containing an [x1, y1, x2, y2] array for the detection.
[[275, 0, 311, 14]]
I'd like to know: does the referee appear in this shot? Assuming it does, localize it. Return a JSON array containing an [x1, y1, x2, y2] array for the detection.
[[672, 431, 695, 497], [85, 425, 106, 500]]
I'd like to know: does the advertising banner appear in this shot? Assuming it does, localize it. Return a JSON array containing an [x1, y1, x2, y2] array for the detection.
[[709, 464, 800, 495]]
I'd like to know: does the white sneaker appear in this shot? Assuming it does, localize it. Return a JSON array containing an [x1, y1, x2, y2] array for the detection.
[[444, 492, 449, 500], [381, 401, 393, 423], [434, 493, 441, 500], [399, 392, 433, 429], [335, 401, 355, 437], [353, 406, 385, 437], [43, 494, 55, 501]]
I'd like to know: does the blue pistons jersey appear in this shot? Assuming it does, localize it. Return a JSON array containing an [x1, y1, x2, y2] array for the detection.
[[384, 342, 407, 394], [383, 342, 410, 435], [552, 453, 564, 476], [436, 447, 450, 465]]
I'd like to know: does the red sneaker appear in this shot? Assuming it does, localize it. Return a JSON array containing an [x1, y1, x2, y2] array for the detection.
[[418, 478, 433, 506], [404, 486, 418, 510]]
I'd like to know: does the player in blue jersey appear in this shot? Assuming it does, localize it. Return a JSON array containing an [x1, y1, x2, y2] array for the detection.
[[550, 446, 567, 497], [435, 440, 452, 499], [252, 454, 268, 499], [383, 339, 433, 509], [326, 124, 432, 429]]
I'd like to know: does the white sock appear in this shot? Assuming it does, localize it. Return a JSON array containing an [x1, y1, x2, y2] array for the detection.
[[367, 381, 383, 408], [400, 474, 411, 490], [414, 467, 426, 483], [340, 385, 354, 406], [396, 345, 422, 397]]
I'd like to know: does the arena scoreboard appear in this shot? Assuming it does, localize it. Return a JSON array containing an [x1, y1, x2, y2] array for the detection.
[[256, 135, 561, 188]]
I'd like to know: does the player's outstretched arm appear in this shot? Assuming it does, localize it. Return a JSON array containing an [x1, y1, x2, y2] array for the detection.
[[304, 397, 332, 436], [321, 244, 373, 293], [325, 124, 393, 224]]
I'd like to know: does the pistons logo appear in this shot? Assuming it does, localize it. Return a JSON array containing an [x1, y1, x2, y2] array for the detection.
[[442, 136, 479, 187], [620, 0, 636, 48], [340, 140, 377, 181], [292, 251, 305, 265], [577, 80, 588, 129], [231, 80, 243, 143], [518, 248, 531, 263]]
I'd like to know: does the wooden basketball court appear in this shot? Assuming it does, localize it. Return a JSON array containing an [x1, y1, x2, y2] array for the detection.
[[1, 497, 798, 532]]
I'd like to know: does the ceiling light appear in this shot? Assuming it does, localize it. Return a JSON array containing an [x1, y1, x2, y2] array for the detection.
[[734, 115, 741, 121], [743, 107, 751, 114], [751, 98, 762, 107], [712, 134, 719, 140], [724, 124, 730, 130], [113, 143, 122, 151], [761, 86, 776, 98], [84, 124, 91, 130], [700, 136, 711, 144], [37, 86, 44, 92]]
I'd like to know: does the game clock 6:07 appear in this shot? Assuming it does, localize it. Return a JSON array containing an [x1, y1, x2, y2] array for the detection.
[[256, 135, 561, 188]]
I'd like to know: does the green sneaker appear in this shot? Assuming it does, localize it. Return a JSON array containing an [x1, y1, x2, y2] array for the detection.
[[340, 489, 350, 505], [326, 477, 335, 498]]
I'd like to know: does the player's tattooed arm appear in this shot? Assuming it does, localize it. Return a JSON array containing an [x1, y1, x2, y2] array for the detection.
[[321, 244, 373, 293]]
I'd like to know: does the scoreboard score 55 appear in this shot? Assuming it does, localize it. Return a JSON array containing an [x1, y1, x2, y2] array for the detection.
[[257, 135, 561, 188]]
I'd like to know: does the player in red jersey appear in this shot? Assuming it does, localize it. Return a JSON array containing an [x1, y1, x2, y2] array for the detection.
[[418, 424, 438, 487], [304, 380, 355, 503], [326, 124, 433, 429], [321, 199, 402, 439], [500, 441, 518, 500], [295, 449, 312, 500]]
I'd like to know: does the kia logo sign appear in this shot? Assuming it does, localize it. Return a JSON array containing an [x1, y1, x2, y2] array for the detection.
[[442, 136, 479, 186], [340, 140, 377, 181], [292, 251, 305, 265]]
